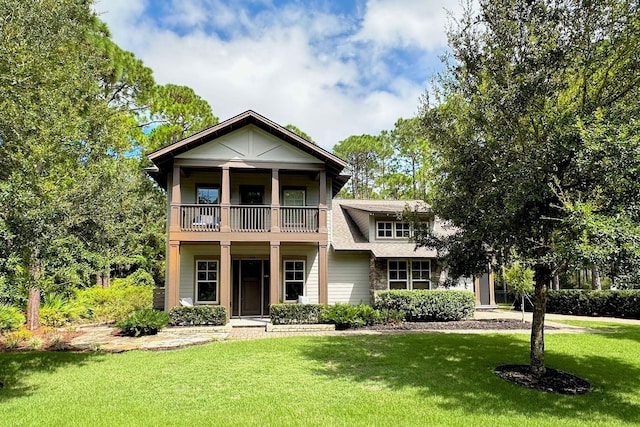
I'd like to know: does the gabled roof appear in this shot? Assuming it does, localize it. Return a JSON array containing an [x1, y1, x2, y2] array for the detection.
[[147, 110, 349, 194], [339, 199, 432, 215], [331, 199, 438, 258]]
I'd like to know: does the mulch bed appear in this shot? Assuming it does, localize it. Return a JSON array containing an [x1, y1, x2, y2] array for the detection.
[[495, 364, 591, 394]]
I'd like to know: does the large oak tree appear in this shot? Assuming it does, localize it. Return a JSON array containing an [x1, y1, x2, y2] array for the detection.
[[420, 0, 640, 376]]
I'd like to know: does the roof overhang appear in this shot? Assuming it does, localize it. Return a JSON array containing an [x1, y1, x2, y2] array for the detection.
[[146, 110, 348, 194]]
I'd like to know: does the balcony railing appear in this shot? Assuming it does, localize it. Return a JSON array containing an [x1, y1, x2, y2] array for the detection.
[[280, 207, 319, 232], [181, 204, 221, 231], [230, 205, 271, 232], [178, 205, 320, 233]]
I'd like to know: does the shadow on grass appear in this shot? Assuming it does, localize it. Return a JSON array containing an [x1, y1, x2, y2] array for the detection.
[[0, 351, 106, 401], [299, 332, 640, 424]]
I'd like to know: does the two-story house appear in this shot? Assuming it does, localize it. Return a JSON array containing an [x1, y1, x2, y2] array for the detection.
[[146, 110, 495, 318]]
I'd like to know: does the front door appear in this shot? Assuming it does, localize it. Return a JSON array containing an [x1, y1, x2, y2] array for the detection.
[[232, 259, 270, 317]]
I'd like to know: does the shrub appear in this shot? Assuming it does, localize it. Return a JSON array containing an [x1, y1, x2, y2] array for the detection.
[[127, 269, 155, 287], [168, 305, 227, 326], [116, 309, 170, 337], [515, 289, 640, 319], [374, 290, 475, 322], [270, 304, 324, 325], [320, 303, 387, 329], [3, 328, 31, 349], [39, 294, 85, 327], [76, 282, 153, 323], [0, 304, 26, 332]]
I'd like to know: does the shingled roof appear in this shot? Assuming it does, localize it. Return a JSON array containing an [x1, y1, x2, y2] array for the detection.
[[331, 199, 438, 258]]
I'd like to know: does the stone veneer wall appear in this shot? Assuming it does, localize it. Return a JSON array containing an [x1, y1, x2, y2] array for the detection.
[[369, 255, 388, 303]]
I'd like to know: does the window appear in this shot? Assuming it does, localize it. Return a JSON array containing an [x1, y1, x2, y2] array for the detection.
[[283, 260, 305, 302], [388, 259, 431, 290], [196, 185, 219, 204], [240, 185, 264, 205], [283, 188, 305, 206], [283, 188, 306, 228], [377, 222, 393, 238], [388, 260, 409, 289], [395, 222, 411, 238], [376, 221, 412, 239], [411, 260, 431, 290], [195, 260, 218, 303]]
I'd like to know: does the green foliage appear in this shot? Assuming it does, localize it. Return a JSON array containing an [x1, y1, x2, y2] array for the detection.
[[320, 303, 385, 330], [39, 294, 84, 327], [116, 309, 170, 337], [504, 261, 534, 298], [126, 269, 155, 287], [76, 281, 153, 323], [0, 304, 25, 332], [516, 290, 640, 319], [374, 290, 475, 322], [270, 304, 324, 325], [284, 124, 315, 143], [270, 303, 404, 329], [168, 305, 227, 326], [145, 83, 218, 152]]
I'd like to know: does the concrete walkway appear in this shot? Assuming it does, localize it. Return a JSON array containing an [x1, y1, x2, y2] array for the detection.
[[69, 310, 639, 352]]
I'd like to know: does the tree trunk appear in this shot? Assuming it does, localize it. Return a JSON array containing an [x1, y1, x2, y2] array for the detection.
[[591, 264, 601, 290], [26, 250, 42, 330], [26, 287, 40, 330], [530, 265, 550, 377], [552, 273, 559, 291]]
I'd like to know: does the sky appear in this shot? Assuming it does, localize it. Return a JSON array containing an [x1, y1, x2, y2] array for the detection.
[[94, 0, 464, 150]]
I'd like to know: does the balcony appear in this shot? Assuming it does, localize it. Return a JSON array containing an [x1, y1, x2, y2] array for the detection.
[[280, 207, 319, 232], [179, 205, 320, 233], [181, 204, 221, 231]]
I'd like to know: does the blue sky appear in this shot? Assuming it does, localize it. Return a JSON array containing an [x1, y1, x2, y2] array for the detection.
[[95, 0, 463, 149]]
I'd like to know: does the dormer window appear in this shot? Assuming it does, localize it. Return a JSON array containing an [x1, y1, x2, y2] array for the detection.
[[377, 221, 393, 238], [376, 221, 412, 239]]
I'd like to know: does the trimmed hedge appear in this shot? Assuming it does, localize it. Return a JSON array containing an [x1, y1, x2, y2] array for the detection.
[[116, 309, 170, 337], [374, 290, 475, 321], [515, 289, 640, 319], [168, 305, 227, 326], [270, 304, 324, 325]]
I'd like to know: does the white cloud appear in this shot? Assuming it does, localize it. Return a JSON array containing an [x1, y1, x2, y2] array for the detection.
[[94, 0, 444, 150], [354, 0, 464, 50]]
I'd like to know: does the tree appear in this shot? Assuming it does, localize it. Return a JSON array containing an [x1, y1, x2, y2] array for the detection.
[[333, 135, 384, 199], [285, 124, 315, 144], [0, 0, 115, 328], [389, 117, 432, 200], [420, 0, 640, 376], [145, 84, 218, 152], [504, 260, 534, 322]]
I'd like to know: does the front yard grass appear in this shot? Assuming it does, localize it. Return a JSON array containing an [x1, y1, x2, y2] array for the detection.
[[1, 323, 639, 426]]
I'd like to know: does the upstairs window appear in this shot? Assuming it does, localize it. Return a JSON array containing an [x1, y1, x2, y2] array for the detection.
[[376, 221, 412, 239], [196, 185, 219, 204], [283, 188, 305, 206], [395, 222, 411, 238], [377, 222, 393, 238]]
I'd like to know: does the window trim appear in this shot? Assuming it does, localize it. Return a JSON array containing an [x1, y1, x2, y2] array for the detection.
[[283, 258, 306, 303], [196, 184, 220, 205], [194, 258, 219, 304]]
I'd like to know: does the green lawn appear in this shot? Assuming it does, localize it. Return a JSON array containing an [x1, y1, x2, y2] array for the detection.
[[1, 324, 639, 426]]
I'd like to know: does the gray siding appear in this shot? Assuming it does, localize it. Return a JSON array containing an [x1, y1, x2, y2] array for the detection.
[[328, 250, 370, 304]]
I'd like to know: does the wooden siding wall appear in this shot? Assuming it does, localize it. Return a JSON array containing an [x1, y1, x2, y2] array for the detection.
[[327, 250, 371, 305]]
